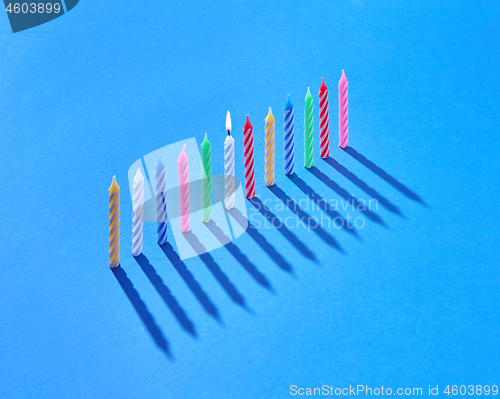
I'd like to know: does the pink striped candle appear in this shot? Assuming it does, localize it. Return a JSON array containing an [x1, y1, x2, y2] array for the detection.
[[319, 78, 330, 158], [243, 115, 256, 198], [178, 144, 191, 232], [338, 70, 349, 148]]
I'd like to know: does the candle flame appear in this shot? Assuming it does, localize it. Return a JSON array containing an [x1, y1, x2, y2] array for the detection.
[[226, 110, 232, 133]]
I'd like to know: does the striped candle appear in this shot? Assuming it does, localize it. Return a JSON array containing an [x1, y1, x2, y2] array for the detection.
[[304, 87, 314, 168], [178, 144, 191, 232], [132, 168, 144, 256], [319, 78, 330, 158], [243, 115, 256, 198], [338, 70, 349, 148], [284, 95, 294, 175], [224, 111, 235, 210], [108, 176, 120, 268], [265, 107, 275, 186], [155, 155, 168, 245], [201, 133, 212, 222]]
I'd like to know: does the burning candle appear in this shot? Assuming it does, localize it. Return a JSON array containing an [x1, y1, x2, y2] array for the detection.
[[265, 107, 275, 186], [224, 111, 235, 210], [304, 87, 314, 168], [155, 155, 168, 245], [132, 168, 144, 256], [178, 144, 191, 232], [243, 115, 256, 198], [338, 70, 349, 148], [108, 176, 120, 268], [201, 133, 212, 222], [284, 95, 294, 175], [319, 78, 330, 158]]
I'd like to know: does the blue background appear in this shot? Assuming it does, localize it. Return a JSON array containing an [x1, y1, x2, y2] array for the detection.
[[1, 1, 499, 398]]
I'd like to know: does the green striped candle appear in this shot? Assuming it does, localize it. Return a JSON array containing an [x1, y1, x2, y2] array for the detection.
[[201, 133, 212, 222], [304, 87, 314, 168]]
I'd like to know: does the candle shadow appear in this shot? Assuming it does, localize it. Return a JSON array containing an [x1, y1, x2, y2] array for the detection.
[[323, 156, 404, 216], [286, 173, 361, 240], [249, 197, 318, 264], [160, 243, 221, 323], [203, 220, 274, 292], [134, 254, 198, 338], [307, 166, 387, 227], [183, 231, 250, 311], [268, 185, 345, 254], [227, 208, 294, 274], [343, 147, 428, 207], [111, 266, 173, 359]]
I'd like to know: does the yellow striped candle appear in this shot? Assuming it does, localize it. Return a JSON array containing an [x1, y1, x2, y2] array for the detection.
[[265, 107, 275, 186], [109, 175, 120, 268]]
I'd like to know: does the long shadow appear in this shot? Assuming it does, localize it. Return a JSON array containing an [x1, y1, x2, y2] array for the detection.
[[111, 266, 173, 359], [204, 220, 274, 292], [183, 231, 249, 310], [249, 197, 317, 263], [324, 156, 403, 216], [344, 147, 427, 206], [228, 208, 294, 274], [134, 254, 197, 338], [307, 166, 387, 227], [160, 243, 221, 323], [268, 185, 345, 254], [287, 173, 360, 239]]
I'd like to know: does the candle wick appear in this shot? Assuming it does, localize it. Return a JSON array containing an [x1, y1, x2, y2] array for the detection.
[[227, 130, 231, 136]]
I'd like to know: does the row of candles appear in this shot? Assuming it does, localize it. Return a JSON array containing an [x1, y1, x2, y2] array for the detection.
[[109, 71, 349, 268]]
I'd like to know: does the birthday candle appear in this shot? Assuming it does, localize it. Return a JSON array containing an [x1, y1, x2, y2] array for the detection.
[[178, 144, 191, 232], [155, 155, 168, 245], [338, 70, 349, 148], [109, 176, 120, 268], [265, 107, 275, 186], [132, 168, 144, 256], [319, 78, 330, 158], [304, 87, 314, 168], [224, 111, 235, 210], [284, 95, 294, 175], [243, 115, 256, 198], [201, 133, 212, 222]]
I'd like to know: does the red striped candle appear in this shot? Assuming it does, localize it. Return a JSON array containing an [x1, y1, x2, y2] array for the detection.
[[243, 115, 256, 198], [319, 78, 330, 158]]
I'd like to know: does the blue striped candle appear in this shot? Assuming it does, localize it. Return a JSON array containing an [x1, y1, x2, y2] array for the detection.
[[155, 155, 168, 245], [284, 95, 294, 175]]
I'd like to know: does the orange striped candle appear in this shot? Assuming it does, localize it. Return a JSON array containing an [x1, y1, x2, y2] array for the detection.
[[109, 175, 120, 268]]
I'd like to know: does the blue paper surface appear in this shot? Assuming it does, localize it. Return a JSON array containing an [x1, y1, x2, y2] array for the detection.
[[1, 1, 499, 398]]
